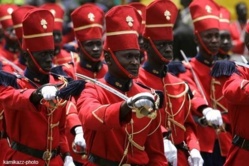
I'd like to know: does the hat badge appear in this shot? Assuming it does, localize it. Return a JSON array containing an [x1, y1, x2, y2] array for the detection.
[[126, 16, 134, 27], [50, 9, 56, 16], [7, 7, 14, 14], [164, 10, 171, 21], [205, 5, 212, 13], [41, 19, 48, 29], [88, 13, 95, 22]]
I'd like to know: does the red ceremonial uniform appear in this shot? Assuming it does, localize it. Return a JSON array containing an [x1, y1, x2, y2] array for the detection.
[[70, 3, 107, 164], [64, 98, 86, 165], [138, 68, 199, 165], [138, 0, 200, 165], [178, 58, 229, 153], [173, 1, 232, 161], [41, 4, 84, 164], [0, 60, 16, 166], [221, 66, 249, 166], [77, 4, 167, 166], [71, 3, 107, 81], [210, 73, 232, 157], [77, 78, 167, 165], [0, 8, 78, 166], [0, 75, 70, 166]]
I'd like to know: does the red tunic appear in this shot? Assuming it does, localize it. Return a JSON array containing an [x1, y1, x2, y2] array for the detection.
[[65, 98, 87, 164], [1, 60, 15, 73], [67, 61, 107, 164], [0, 75, 71, 166], [137, 68, 200, 166], [0, 104, 9, 166], [0, 59, 16, 166], [0, 47, 18, 62], [178, 57, 231, 154], [222, 67, 249, 166], [77, 79, 168, 166], [210, 76, 232, 157], [230, 21, 247, 55]]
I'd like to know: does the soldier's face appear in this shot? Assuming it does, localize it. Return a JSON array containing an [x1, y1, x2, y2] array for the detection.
[[107, 49, 140, 79], [27, 50, 54, 73], [219, 30, 232, 53], [80, 39, 103, 60], [199, 28, 220, 54], [153, 40, 173, 61]]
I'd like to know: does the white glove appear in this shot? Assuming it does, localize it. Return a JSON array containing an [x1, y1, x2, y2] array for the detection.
[[41, 86, 57, 100], [202, 107, 223, 126], [127, 92, 155, 117], [74, 126, 86, 148], [163, 139, 177, 166], [63, 156, 75, 166], [188, 149, 204, 166]]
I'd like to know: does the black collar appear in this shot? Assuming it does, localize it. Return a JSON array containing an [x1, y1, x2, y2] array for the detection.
[[215, 54, 230, 61], [24, 68, 49, 86], [196, 53, 214, 67], [104, 72, 132, 92], [142, 61, 167, 78], [80, 60, 103, 72]]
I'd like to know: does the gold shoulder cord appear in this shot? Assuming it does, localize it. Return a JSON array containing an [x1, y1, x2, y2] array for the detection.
[[163, 79, 189, 142]]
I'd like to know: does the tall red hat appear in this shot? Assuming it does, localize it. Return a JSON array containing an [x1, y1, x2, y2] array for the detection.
[[11, 5, 35, 40], [71, 3, 104, 42], [40, 3, 64, 31], [129, 2, 146, 35], [104, 5, 142, 52], [0, 4, 18, 30], [143, 0, 178, 41], [22, 8, 54, 52], [189, 0, 220, 33], [219, 6, 231, 32]]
